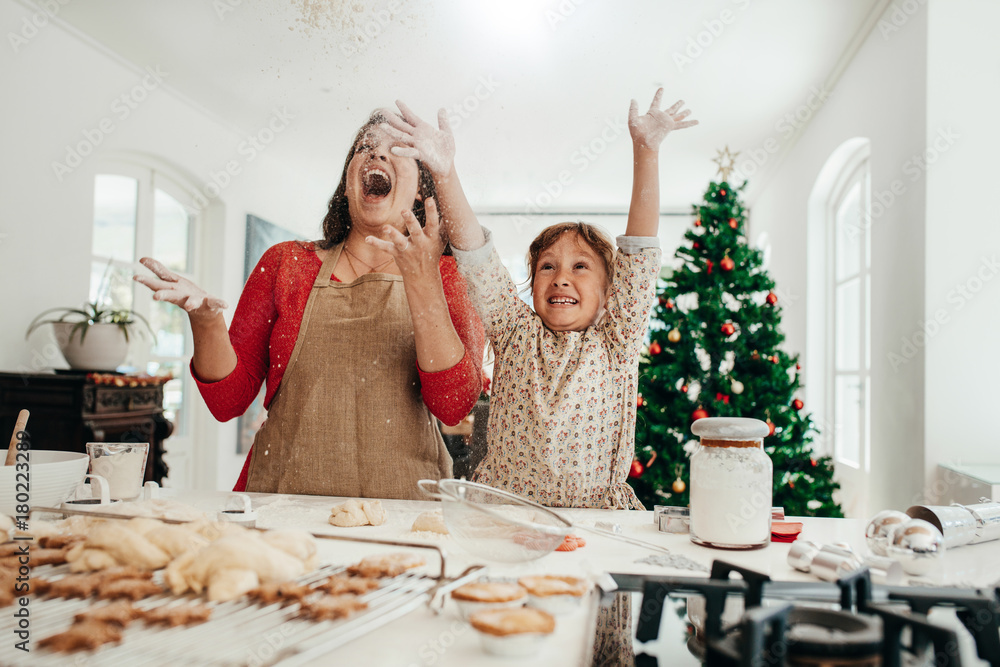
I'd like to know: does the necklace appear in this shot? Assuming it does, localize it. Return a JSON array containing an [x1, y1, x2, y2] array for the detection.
[[343, 243, 394, 276]]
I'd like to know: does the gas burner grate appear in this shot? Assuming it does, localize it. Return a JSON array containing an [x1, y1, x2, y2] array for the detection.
[[611, 561, 1000, 667]]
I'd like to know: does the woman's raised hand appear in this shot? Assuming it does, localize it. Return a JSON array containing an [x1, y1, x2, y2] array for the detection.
[[365, 197, 445, 278], [628, 88, 698, 150], [379, 101, 455, 177], [134, 258, 228, 320]]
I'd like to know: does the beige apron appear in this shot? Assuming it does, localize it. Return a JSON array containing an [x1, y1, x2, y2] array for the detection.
[[244, 244, 452, 499]]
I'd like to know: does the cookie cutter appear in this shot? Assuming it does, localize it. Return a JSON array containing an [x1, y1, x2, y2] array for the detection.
[[217, 493, 257, 528]]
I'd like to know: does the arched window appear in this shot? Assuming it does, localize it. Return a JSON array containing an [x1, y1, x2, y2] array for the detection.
[[91, 157, 206, 487], [807, 138, 871, 517]]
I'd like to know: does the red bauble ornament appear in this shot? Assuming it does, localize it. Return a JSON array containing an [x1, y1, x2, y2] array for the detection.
[[766, 292, 778, 305], [721, 322, 735, 336], [693, 241, 701, 249], [720, 255, 735, 272], [728, 218, 738, 229], [767, 420, 775, 436], [715, 392, 730, 404], [796, 363, 801, 370], [811, 458, 817, 467], [694, 219, 702, 227], [793, 399, 804, 410], [628, 459, 645, 479], [681, 384, 689, 393], [706, 259, 714, 275], [720, 189, 727, 196], [771, 356, 779, 364], [649, 341, 662, 355], [636, 395, 644, 408], [666, 299, 675, 310], [692, 407, 709, 421]]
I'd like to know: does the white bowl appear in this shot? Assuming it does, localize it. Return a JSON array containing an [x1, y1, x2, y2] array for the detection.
[[477, 630, 551, 657], [455, 596, 527, 621], [0, 450, 90, 516], [526, 592, 587, 615]]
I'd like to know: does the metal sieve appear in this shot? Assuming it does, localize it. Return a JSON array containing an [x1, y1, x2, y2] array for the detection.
[[418, 479, 685, 564]]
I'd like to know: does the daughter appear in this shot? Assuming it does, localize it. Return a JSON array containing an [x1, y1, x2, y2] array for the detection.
[[373, 91, 697, 509]]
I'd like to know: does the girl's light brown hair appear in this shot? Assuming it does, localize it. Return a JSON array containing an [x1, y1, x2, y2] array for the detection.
[[526, 222, 616, 289]]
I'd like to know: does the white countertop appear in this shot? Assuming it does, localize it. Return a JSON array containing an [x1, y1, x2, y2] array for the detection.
[[155, 489, 1000, 667]]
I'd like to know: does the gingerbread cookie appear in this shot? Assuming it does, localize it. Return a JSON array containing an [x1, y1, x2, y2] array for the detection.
[[142, 604, 212, 627], [297, 595, 368, 621], [346, 553, 425, 578], [73, 601, 141, 627], [39, 620, 123, 652], [319, 575, 381, 596], [96, 578, 163, 601], [248, 582, 313, 606]]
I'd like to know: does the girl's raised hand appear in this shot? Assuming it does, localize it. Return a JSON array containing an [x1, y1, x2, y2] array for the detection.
[[379, 101, 455, 176], [365, 197, 446, 279], [134, 258, 228, 320], [628, 88, 698, 150]]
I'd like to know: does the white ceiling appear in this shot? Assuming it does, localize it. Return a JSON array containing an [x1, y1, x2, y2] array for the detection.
[[51, 0, 882, 213]]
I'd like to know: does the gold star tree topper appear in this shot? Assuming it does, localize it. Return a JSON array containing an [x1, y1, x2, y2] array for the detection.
[[713, 146, 740, 182]]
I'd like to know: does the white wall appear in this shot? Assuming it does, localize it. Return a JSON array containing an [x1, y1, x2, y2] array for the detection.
[[924, 1, 1000, 499], [749, 1, 928, 514], [0, 1, 334, 491]]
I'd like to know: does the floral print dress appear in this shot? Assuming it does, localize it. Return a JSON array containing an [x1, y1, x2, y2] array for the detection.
[[453, 230, 661, 509]]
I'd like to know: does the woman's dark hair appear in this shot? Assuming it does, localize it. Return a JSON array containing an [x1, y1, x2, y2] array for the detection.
[[317, 111, 437, 249]]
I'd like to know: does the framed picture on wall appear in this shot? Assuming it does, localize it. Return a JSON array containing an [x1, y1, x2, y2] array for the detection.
[[237, 214, 304, 455]]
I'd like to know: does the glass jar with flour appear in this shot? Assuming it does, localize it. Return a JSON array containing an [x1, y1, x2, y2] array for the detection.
[[689, 417, 772, 550]]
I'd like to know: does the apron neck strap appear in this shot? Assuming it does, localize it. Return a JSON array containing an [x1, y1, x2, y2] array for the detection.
[[316, 243, 344, 287]]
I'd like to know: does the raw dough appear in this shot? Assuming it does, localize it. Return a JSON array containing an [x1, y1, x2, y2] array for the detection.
[[411, 510, 448, 534], [260, 529, 318, 570], [145, 525, 209, 559], [329, 499, 386, 527], [329, 499, 368, 527], [81, 523, 171, 570]]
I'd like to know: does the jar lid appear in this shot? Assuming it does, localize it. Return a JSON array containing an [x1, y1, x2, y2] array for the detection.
[[691, 417, 769, 439]]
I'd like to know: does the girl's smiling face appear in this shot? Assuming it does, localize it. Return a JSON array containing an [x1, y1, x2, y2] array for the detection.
[[531, 232, 610, 332], [346, 125, 420, 232]]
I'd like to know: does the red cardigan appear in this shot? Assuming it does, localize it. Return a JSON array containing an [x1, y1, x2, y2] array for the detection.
[[191, 241, 485, 488]]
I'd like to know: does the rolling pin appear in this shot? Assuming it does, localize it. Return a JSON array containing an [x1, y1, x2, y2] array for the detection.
[[5, 409, 29, 465]]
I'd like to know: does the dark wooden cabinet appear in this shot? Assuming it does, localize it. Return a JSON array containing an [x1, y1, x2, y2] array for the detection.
[[0, 372, 172, 484]]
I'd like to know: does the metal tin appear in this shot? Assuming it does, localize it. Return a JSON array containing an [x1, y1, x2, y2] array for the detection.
[[655, 506, 690, 534], [787, 539, 821, 572], [966, 502, 1000, 544], [906, 504, 977, 548]]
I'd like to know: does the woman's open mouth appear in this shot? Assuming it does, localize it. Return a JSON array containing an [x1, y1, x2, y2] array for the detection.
[[362, 166, 392, 200]]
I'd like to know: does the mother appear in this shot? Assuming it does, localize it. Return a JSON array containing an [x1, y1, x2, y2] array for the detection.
[[136, 110, 485, 499]]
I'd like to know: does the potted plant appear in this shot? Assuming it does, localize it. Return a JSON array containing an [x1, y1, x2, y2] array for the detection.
[[25, 263, 156, 371]]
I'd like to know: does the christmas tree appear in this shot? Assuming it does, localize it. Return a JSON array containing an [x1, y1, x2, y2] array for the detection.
[[629, 148, 842, 518]]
